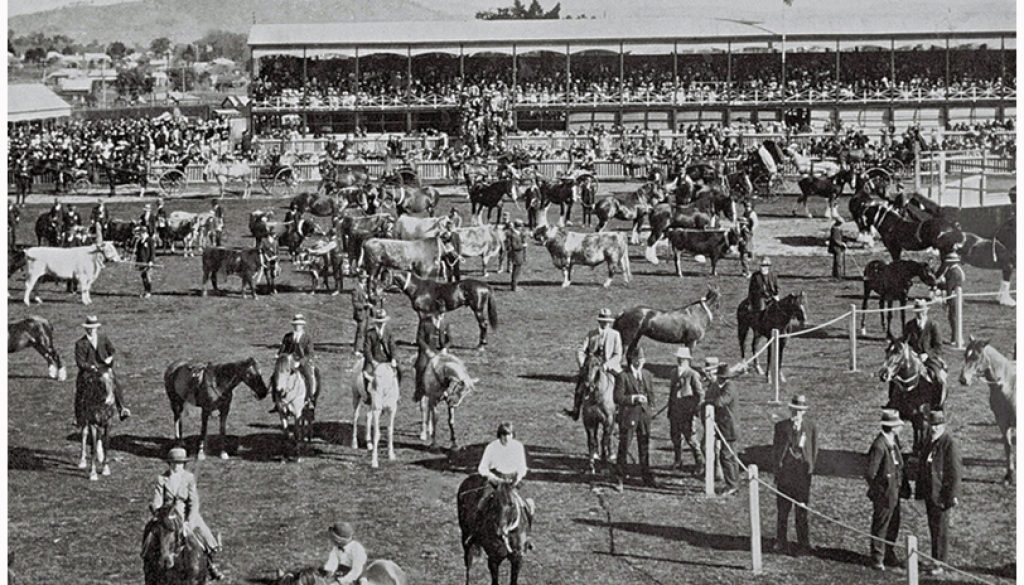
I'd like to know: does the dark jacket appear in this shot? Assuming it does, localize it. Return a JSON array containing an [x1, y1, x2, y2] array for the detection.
[[506, 228, 527, 263], [917, 431, 963, 508], [75, 334, 116, 372], [827, 225, 846, 254], [364, 325, 396, 364], [772, 418, 819, 476], [614, 367, 656, 431], [135, 237, 155, 265], [668, 366, 703, 419], [748, 271, 779, 312], [865, 432, 911, 504], [279, 331, 314, 360], [351, 284, 372, 319], [706, 380, 737, 441], [904, 318, 943, 359], [416, 318, 450, 357]]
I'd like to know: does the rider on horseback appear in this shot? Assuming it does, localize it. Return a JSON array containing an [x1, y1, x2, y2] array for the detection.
[[566, 309, 623, 421], [748, 257, 780, 312], [474, 422, 534, 548], [75, 316, 130, 422], [145, 447, 225, 581], [270, 314, 317, 414], [363, 309, 401, 391], [321, 522, 367, 584], [903, 300, 947, 396]]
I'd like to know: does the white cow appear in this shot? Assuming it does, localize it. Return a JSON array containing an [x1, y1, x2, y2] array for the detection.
[[23, 242, 122, 305], [394, 216, 451, 241], [453, 225, 507, 276], [534, 225, 631, 288]]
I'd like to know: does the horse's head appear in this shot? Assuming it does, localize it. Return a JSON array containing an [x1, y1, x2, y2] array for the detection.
[[438, 355, 477, 407], [781, 292, 808, 328], [702, 284, 722, 313], [959, 336, 991, 386], [914, 261, 939, 287], [153, 503, 186, 570], [532, 225, 553, 243], [878, 336, 918, 384], [244, 357, 270, 400]]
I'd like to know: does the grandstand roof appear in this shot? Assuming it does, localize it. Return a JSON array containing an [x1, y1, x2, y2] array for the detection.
[[8, 84, 72, 123], [249, 13, 1014, 53]]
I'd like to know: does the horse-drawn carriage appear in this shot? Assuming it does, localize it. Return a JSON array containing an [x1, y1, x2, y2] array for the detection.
[[258, 152, 298, 196]]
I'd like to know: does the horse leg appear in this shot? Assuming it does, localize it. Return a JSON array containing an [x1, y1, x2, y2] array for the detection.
[[1003, 423, 1015, 485], [218, 408, 230, 460], [603, 258, 614, 288], [752, 333, 764, 374], [78, 425, 89, 469], [197, 410, 210, 461], [370, 409, 381, 468], [351, 397, 361, 449], [448, 405, 459, 451], [23, 271, 41, 306], [859, 287, 871, 336], [88, 425, 100, 481], [487, 556, 502, 585], [387, 407, 396, 461], [99, 425, 110, 476], [364, 409, 373, 452], [778, 339, 787, 384], [510, 554, 522, 585], [419, 396, 429, 442], [585, 423, 598, 473]]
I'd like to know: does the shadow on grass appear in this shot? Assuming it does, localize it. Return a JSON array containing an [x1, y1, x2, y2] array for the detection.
[[575, 517, 750, 552], [743, 444, 866, 479], [593, 550, 744, 570], [412, 442, 596, 485], [519, 373, 575, 384]]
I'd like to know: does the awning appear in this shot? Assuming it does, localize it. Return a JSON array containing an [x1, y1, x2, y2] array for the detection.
[[8, 84, 72, 122]]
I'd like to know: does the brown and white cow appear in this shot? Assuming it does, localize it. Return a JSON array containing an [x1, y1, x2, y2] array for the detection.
[[360, 237, 444, 281], [394, 215, 451, 241], [159, 211, 204, 256], [453, 225, 506, 277], [533, 225, 631, 288], [22, 242, 122, 305]]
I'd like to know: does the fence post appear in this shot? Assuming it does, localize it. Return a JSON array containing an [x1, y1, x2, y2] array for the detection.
[[937, 151, 946, 207], [704, 404, 715, 498], [848, 304, 858, 372], [955, 287, 964, 349], [913, 142, 922, 193], [907, 534, 919, 585], [770, 329, 781, 403], [748, 464, 763, 574]]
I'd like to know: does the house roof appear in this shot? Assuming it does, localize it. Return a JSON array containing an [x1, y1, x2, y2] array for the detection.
[[8, 84, 72, 122]]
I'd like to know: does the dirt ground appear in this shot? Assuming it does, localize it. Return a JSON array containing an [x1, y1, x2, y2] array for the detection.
[[7, 183, 1016, 585]]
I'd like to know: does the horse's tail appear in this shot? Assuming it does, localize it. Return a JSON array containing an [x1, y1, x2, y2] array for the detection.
[[486, 292, 499, 330]]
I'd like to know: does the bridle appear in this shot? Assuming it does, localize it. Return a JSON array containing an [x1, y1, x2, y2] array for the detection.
[[881, 342, 921, 389]]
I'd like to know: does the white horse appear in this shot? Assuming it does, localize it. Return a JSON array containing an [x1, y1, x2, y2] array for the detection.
[[420, 352, 478, 451], [960, 336, 1016, 485], [784, 145, 842, 178], [348, 358, 400, 468], [272, 354, 316, 460], [204, 159, 253, 198]]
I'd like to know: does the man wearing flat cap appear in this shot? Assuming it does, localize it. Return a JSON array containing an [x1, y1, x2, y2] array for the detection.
[[668, 347, 704, 472], [916, 410, 962, 576], [772, 394, 819, 555], [864, 410, 912, 571], [321, 521, 367, 584]]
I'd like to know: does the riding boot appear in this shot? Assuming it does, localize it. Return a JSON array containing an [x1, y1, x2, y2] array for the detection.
[[112, 379, 131, 420], [206, 549, 225, 581], [565, 382, 584, 420], [671, 442, 684, 470]]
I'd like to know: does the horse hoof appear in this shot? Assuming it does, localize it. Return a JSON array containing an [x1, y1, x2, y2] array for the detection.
[[102, 465, 111, 476], [197, 451, 206, 461], [78, 458, 88, 469], [419, 432, 428, 442], [561, 282, 570, 288], [371, 458, 379, 469], [220, 451, 230, 460], [388, 451, 396, 461], [89, 472, 99, 481]]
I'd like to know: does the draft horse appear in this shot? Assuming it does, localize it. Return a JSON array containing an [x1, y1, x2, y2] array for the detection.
[[859, 260, 937, 337], [613, 286, 720, 357], [862, 203, 963, 261]]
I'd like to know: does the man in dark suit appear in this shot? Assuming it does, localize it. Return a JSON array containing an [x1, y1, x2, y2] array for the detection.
[[75, 316, 130, 421], [668, 346, 704, 472], [613, 348, 657, 492], [827, 218, 846, 279], [275, 314, 317, 407], [351, 273, 374, 355], [139, 203, 158, 237], [414, 312, 450, 402], [135, 227, 155, 298], [363, 309, 400, 385], [505, 220, 527, 292], [703, 358, 743, 496], [865, 410, 912, 571], [903, 300, 946, 396], [917, 410, 962, 576], [772, 394, 819, 555], [748, 257, 780, 313], [210, 198, 225, 246]]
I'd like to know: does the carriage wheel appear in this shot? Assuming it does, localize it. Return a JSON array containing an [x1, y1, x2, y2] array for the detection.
[[881, 158, 906, 177], [71, 177, 91, 195], [752, 174, 780, 201], [272, 169, 296, 197], [865, 167, 893, 190], [158, 169, 186, 197]]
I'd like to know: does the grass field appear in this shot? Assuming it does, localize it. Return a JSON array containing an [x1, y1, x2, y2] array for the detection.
[[7, 185, 1016, 585]]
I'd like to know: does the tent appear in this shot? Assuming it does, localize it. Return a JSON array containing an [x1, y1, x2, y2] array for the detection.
[[8, 84, 72, 123]]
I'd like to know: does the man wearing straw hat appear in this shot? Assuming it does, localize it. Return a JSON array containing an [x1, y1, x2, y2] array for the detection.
[[74, 315, 130, 422], [363, 308, 400, 386], [701, 357, 744, 497], [864, 410, 912, 571], [771, 394, 819, 555], [668, 346, 704, 473], [275, 314, 317, 406], [903, 299, 947, 398], [916, 410, 962, 576], [565, 308, 623, 421], [747, 257, 780, 313], [320, 521, 368, 584]]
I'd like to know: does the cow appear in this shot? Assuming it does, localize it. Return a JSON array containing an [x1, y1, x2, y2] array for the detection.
[[338, 213, 395, 264], [201, 247, 277, 299], [359, 237, 443, 282], [159, 211, 204, 256], [665, 226, 744, 277], [533, 226, 631, 288], [453, 225, 506, 277], [22, 242, 122, 305], [104, 219, 139, 254], [190, 212, 220, 250], [394, 215, 451, 241]]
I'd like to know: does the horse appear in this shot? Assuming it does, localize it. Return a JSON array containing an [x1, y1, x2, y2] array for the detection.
[[613, 286, 720, 357], [736, 292, 808, 381], [275, 560, 407, 585], [393, 272, 499, 348], [959, 225, 1016, 306], [594, 184, 659, 244], [580, 356, 616, 474], [272, 354, 320, 461], [319, 162, 370, 195], [469, 180, 517, 225], [8, 316, 66, 380], [419, 352, 478, 451], [690, 184, 737, 224], [784, 145, 844, 178], [380, 184, 439, 217], [643, 203, 714, 264], [862, 203, 964, 261], [960, 337, 1016, 485], [457, 475, 532, 585], [347, 359, 400, 468], [290, 192, 337, 217], [537, 176, 591, 227], [848, 173, 891, 244], [142, 502, 209, 585], [75, 366, 118, 481], [278, 218, 326, 261], [795, 167, 855, 220], [164, 357, 269, 460], [860, 260, 938, 337], [879, 336, 945, 455], [34, 212, 61, 246], [203, 159, 252, 198]]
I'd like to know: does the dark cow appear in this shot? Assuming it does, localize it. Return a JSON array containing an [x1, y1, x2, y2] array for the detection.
[[665, 226, 744, 276], [338, 213, 395, 264], [533, 225, 631, 288], [644, 203, 714, 264], [360, 237, 443, 281], [104, 219, 139, 253], [278, 218, 325, 260], [201, 247, 277, 298]]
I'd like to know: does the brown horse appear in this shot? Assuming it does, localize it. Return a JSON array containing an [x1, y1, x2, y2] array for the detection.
[[290, 192, 337, 217], [736, 292, 808, 381], [8, 316, 66, 380], [859, 260, 937, 337], [458, 475, 532, 585], [142, 503, 208, 585], [580, 357, 616, 474], [164, 357, 269, 460], [393, 272, 499, 348], [959, 223, 1016, 306], [613, 286, 720, 357], [643, 203, 714, 264], [879, 336, 945, 455], [960, 337, 1016, 485]]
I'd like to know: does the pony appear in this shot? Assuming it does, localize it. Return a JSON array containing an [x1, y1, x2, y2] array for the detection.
[[878, 336, 945, 455], [795, 168, 855, 220], [419, 352, 478, 451], [290, 192, 337, 217], [594, 184, 660, 245], [393, 271, 499, 348], [736, 292, 808, 381], [580, 356, 616, 474], [272, 354, 320, 460], [203, 159, 252, 198], [862, 203, 964, 261], [8, 316, 66, 380], [164, 357, 270, 460], [958, 223, 1016, 306], [860, 260, 938, 337], [348, 359, 400, 468], [613, 286, 720, 357], [458, 475, 532, 585], [75, 366, 118, 481], [274, 560, 407, 585], [960, 337, 1016, 485], [469, 180, 517, 224], [142, 502, 209, 585]]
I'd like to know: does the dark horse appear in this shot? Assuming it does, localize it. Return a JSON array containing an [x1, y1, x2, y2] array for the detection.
[[76, 366, 118, 481], [643, 203, 714, 265], [458, 475, 532, 585], [469, 180, 517, 224], [795, 167, 855, 219], [278, 218, 325, 260], [848, 173, 891, 242], [8, 316, 66, 380], [393, 272, 499, 347], [613, 286, 720, 357], [580, 357, 616, 474], [860, 260, 937, 337], [537, 175, 597, 227], [879, 336, 945, 455], [959, 217, 1016, 306], [290, 192, 337, 217], [736, 292, 808, 381], [35, 211, 62, 246], [142, 503, 208, 585], [862, 202, 963, 261], [164, 357, 270, 460]]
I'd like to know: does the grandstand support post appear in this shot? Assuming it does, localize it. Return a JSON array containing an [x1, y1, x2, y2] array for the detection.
[[907, 535, 920, 585], [937, 151, 946, 206], [770, 329, 781, 403], [704, 405, 715, 498], [512, 43, 517, 89], [849, 304, 858, 372], [955, 287, 964, 349], [913, 142, 922, 193], [748, 465, 763, 574]]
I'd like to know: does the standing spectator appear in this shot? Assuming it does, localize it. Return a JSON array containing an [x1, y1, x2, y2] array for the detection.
[[865, 410, 911, 571], [505, 220, 527, 292], [703, 357, 744, 497], [135, 227, 155, 299], [613, 348, 657, 491], [209, 198, 225, 246], [916, 410, 962, 576], [668, 347, 704, 473], [828, 218, 847, 279], [350, 273, 373, 356], [772, 394, 819, 555]]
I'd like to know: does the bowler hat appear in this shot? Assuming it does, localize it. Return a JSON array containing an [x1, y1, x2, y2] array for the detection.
[[291, 314, 307, 325], [912, 299, 929, 313], [328, 522, 354, 542], [82, 315, 102, 329], [788, 394, 809, 411], [927, 410, 945, 425], [166, 447, 188, 463], [372, 309, 390, 322], [760, 257, 772, 267], [597, 308, 615, 322], [880, 410, 904, 427], [674, 347, 692, 360]]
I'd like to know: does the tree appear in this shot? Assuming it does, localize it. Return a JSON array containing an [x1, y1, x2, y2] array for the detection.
[[525, 0, 544, 18], [543, 2, 561, 18], [114, 68, 153, 99], [23, 47, 46, 63], [107, 41, 127, 60], [150, 37, 171, 56], [168, 68, 196, 92], [475, 0, 574, 20], [195, 30, 249, 63]]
